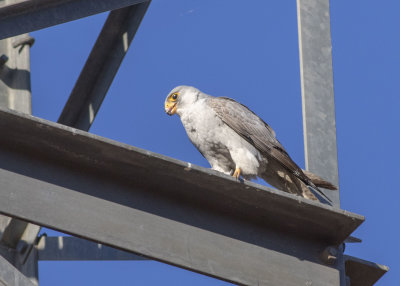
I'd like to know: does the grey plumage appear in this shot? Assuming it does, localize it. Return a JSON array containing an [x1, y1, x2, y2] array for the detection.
[[164, 85, 337, 203]]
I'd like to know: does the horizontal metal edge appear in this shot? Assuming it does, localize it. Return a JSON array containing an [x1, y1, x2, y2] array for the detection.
[[0, 107, 364, 245], [0, 138, 341, 286], [0, 0, 147, 40], [345, 255, 388, 286], [37, 236, 148, 261]]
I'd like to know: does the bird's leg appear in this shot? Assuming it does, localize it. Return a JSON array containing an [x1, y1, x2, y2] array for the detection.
[[232, 167, 241, 181]]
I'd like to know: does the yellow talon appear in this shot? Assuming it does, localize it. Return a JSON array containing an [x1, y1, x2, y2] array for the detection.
[[233, 168, 241, 181]]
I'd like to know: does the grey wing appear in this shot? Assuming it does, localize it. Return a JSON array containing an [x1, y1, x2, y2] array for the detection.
[[207, 97, 333, 203], [207, 96, 301, 176]]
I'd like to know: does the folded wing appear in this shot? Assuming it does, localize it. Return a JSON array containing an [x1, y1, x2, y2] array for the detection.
[[208, 96, 333, 203]]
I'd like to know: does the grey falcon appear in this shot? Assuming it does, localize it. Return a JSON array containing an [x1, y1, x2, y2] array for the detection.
[[164, 85, 337, 203]]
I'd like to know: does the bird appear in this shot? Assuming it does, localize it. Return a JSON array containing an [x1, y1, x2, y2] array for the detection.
[[164, 85, 337, 203]]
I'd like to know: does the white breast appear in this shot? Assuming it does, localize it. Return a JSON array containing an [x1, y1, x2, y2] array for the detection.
[[178, 99, 262, 177]]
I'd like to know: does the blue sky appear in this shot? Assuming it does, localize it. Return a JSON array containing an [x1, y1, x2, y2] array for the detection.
[[29, 0, 398, 285]]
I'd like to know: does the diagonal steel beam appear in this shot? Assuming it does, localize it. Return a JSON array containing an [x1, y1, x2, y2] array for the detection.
[[58, 2, 150, 130], [0, 255, 36, 286], [0, 0, 147, 40], [0, 108, 363, 286]]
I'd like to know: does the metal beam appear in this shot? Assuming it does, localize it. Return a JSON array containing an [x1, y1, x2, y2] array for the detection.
[[0, 35, 31, 113], [0, 254, 36, 286], [345, 255, 388, 286], [296, 1, 344, 284], [37, 236, 147, 261], [297, 2, 389, 285], [0, 0, 147, 40], [0, 32, 32, 245], [0, 108, 363, 285], [297, 0, 339, 206], [58, 2, 151, 130], [0, 11, 39, 284], [1, 222, 40, 264], [12, 248, 39, 286]]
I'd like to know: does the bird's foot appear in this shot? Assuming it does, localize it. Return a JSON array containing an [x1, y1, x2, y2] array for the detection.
[[232, 168, 241, 181]]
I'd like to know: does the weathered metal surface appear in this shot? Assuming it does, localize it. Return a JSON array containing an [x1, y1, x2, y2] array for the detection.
[[0, 254, 36, 286], [345, 255, 388, 286], [58, 2, 151, 130], [297, 0, 339, 206], [0, 108, 363, 285], [0, 35, 31, 113], [0, 0, 147, 40], [297, 1, 345, 284], [0, 32, 32, 241], [14, 248, 38, 286], [0, 14, 39, 284], [37, 236, 147, 261], [1, 222, 39, 250]]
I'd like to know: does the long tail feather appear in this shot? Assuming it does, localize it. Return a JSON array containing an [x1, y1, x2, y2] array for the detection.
[[302, 170, 338, 190]]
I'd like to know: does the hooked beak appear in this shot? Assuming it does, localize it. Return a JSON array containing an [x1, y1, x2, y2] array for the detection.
[[165, 101, 177, 116]]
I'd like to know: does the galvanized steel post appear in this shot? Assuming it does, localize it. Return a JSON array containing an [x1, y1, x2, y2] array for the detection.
[[0, 1, 39, 284], [297, 0, 344, 285]]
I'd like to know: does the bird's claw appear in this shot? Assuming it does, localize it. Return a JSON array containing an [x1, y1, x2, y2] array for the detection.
[[233, 168, 241, 181]]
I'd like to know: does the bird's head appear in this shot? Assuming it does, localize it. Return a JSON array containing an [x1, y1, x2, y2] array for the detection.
[[164, 86, 201, 116]]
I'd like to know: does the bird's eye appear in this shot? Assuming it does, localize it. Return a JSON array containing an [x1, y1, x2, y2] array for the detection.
[[171, 93, 178, 100]]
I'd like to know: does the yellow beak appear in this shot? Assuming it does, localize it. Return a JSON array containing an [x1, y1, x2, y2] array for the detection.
[[165, 101, 177, 116]]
